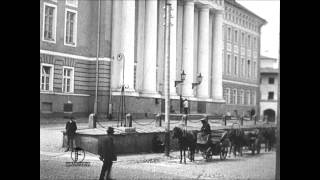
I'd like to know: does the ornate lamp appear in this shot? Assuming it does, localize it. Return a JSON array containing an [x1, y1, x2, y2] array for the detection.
[[192, 73, 203, 89], [175, 70, 186, 87]]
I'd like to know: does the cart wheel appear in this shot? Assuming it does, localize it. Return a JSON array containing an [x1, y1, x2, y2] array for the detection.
[[220, 147, 227, 160]]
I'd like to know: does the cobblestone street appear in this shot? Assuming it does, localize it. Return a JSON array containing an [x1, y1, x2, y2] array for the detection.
[[41, 148, 275, 180]]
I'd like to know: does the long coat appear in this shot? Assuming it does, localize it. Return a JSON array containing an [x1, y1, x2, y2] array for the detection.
[[200, 123, 211, 135], [66, 120, 77, 138], [98, 136, 117, 162]]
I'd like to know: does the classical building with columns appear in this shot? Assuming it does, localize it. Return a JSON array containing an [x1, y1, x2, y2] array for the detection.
[[40, 0, 266, 119]]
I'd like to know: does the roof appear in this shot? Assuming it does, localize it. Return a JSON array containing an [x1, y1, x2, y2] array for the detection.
[[225, 0, 267, 26], [260, 68, 279, 74]]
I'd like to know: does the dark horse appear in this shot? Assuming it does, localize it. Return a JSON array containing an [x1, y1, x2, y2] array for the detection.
[[259, 127, 276, 152], [172, 126, 197, 164], [228, 128, 262, 156], [227, 128, 244, 157]]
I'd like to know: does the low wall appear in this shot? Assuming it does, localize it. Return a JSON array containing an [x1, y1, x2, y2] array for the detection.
[[63, 131, 179, 155], [62, 124, 276, 155]]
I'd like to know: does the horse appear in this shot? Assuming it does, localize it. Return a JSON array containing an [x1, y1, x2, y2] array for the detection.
[[259, 128, 276, 152], [172, 126, 197, 164], [227, 128, 244, 157]]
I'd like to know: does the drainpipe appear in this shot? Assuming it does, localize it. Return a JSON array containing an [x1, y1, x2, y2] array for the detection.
[[93, 0, 101, 122]]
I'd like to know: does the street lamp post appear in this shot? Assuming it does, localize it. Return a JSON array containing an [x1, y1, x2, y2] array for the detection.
[[175, 70, 186, 113], [163, 2, 173, 157]]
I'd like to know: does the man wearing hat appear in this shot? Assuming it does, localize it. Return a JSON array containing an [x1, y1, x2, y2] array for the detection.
[[65, 116, 77, 152], [98, 127, 117, 180], [200, 117, 211, 135]]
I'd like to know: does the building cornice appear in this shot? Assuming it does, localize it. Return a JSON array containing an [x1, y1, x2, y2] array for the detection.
[[223, 79, 259, 87], [40, 49, 111, 62]]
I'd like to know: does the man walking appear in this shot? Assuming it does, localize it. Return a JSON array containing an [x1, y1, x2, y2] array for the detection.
[[65, 116, 77, 152], [98, 127, 117, 180]]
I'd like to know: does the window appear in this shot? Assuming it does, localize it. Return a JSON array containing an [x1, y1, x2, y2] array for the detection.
[[239, 90, 244, 105], [269, 77, 275, 84], [62, 67, 74, 93], [42, 102, 53, 113], [223, 53, 226, 74], [241, 33, 245, 46], [234, 56, 238, 75], [227, 54, 231, 74], [253, 37, 257, 50], [268, 92, 274, 100], [252, 91, 256, 105], [234, 30, 238, 43], [40, 63, 54, 91], [65, 9, 77, 46], [253, 61, 257, 78], [247, 35, 251, 49], [42, 3, 57, 43], [227, 27, 231, 41], [231, 89, 237, 104], [224, 88, 231, 104], [246, 90, 251, 105], [241, 58, 245, 77], [247, 60, 251, 77], [66, 0, 78, 7]]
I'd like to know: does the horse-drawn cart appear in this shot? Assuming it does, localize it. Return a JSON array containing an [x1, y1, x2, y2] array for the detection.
[[197, 130, 229, 160], [228, 123, 262, 156]]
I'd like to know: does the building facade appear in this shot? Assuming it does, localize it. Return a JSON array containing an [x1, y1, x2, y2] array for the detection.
[[259, 55, 279, 123], [40, 0, 266, 119]]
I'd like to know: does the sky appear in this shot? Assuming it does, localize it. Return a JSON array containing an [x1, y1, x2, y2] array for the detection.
[[237, 0, 280, 59]]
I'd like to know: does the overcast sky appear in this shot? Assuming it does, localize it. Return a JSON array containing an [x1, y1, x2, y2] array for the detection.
[[237, 0, 280, 59]]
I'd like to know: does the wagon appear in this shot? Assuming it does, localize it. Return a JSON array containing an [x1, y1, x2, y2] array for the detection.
[[243, 129, 261, 155], [196, 130, 229, 160]]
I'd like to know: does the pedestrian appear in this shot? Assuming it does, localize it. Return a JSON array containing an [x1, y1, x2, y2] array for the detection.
[[98, 127, 117, 180], [179, 95, 183, 113], [65, 116, 77, 152], [183, 98, 189, 115], [250, 108, 256, 121]]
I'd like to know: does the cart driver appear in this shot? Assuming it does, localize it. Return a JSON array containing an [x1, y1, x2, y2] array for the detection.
[[200, 117, 211, 135]]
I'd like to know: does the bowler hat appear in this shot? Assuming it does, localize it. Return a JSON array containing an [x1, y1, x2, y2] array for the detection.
[[107, 127, 115, 134]]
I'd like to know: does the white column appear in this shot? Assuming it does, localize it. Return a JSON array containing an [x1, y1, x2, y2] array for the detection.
[[212, 10, 224, 101], [181, 0, 194, 97], [169, 0, 177, 97], [120, 0, 135, 91], [142, 0, 158, 95], [197, 6, 210, 99], [111, 0, 122, 90]]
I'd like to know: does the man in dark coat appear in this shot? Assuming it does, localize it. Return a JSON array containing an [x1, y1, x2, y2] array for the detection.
[[98, 127, 117, 180], [65, 116, 77, 152], [200, 118, 211, 135], [250, 108, 256, 121]]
